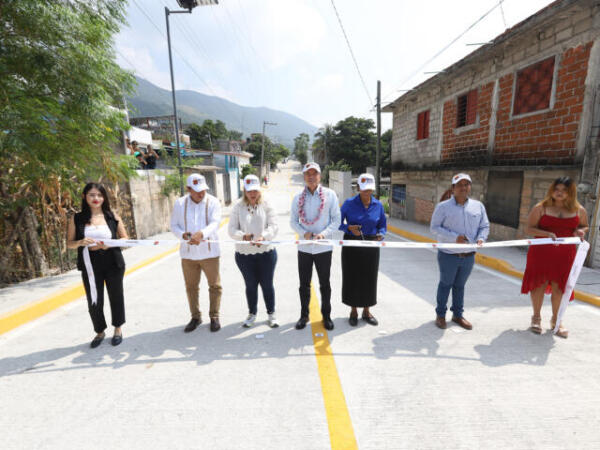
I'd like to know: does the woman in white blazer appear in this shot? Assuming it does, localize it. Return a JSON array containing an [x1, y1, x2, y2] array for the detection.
[[228, 175, 279, 328]]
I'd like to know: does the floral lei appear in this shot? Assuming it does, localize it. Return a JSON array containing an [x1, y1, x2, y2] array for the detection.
[[298, 186, 325, 226]]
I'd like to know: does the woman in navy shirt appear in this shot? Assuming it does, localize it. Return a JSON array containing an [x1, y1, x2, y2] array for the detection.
[[339, 173, 387, 326]]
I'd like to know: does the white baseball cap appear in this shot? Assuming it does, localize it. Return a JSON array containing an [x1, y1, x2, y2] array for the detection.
[[451, 173, 472, 185], [187, 173, 209, 192], [357, 173, 376, 191], [243, 174, 260, 191], [302, 162, 321, 173]]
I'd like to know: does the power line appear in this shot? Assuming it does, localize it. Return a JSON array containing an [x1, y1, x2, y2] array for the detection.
[[329, 0, 373, 106], [499, 0, 508, 29], [129, 0, 241, 123], [382, 0, 506, 101]]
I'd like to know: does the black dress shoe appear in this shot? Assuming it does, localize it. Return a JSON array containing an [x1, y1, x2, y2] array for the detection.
[[90, 333, 104, 348], [295, 317, 309, 330], [210, 318, 221, 332], [349, 315, 358, 327], [184, 318, 201, 333], [323, 318, 334, 330], [111, 334, 123, 346], [362, 314, 378, 326]]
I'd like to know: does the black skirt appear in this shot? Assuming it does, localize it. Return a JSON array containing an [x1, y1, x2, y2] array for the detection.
[[341, 233, 380, 307]]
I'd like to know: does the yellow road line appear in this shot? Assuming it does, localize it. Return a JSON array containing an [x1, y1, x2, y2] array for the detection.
[[387, 224, 600, 307], [0, 218, 230, 335], [309, 287, 358, 449]]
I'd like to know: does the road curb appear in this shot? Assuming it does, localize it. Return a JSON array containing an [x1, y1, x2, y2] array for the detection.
[[387, 224, 600, 308], [0, 218, 230, 336]]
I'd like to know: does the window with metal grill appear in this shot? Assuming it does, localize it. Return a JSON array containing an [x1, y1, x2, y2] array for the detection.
[[416, 110, 430, 140], [456, 89, 478, 128], [513, 56, 555, 115]]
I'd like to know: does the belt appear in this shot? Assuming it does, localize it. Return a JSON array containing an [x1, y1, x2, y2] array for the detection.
[[456, 252, 476, 258]]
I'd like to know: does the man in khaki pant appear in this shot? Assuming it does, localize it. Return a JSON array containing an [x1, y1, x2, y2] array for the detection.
[[171, 174, 223, 332]]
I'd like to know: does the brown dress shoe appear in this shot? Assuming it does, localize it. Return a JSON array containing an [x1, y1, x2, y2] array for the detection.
[[435, 316, 446, 329], [452, 316, 472, 330], [210, 318, 221, 332]]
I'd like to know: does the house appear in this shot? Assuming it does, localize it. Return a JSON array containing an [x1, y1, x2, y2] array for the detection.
[[383, 0, 600, 267]]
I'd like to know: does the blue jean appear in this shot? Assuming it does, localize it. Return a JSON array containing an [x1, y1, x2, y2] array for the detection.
[[234, 250, 277, 315], [436, 251, 475, 318]]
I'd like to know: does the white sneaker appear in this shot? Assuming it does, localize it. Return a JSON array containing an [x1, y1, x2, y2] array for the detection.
[[268, 313, 279, 328], [243, 314, 257, 328]]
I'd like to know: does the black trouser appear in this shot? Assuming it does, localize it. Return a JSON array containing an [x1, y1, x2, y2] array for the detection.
[[81, 250, 126, 333], [298, 250, 332, 319]]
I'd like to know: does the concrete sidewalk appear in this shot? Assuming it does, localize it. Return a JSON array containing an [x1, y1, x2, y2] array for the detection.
[[387, 216, 600, 298]]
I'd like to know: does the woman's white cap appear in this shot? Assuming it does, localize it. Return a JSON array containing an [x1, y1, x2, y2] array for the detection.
[[243, 174, 260, 191], [357, 173, 376, 191]]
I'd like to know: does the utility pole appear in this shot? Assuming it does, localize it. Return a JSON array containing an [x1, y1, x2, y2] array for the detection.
[[260, 121, 277, 182], [376, 80, 382, 198], [165, 1, 219, 195]]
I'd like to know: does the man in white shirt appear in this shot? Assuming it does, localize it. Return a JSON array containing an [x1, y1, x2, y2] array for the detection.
[[290, 162, 341, 331], [171, 174, 223, 332]]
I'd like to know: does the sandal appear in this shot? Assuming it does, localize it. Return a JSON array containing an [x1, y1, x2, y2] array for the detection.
[[530, 315, 542, 334], [550, 319, 569, 339]]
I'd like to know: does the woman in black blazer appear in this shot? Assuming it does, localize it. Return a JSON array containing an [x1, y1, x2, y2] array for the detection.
[[67, 183, 127, 348]]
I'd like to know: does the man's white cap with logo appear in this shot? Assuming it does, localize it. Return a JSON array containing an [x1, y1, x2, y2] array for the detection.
[[451, 173, 472, 185], [187, 173, 209, 192], [243, 174, 260, 191], [302, 162, 321, 173], [357, 173, 376, 191]]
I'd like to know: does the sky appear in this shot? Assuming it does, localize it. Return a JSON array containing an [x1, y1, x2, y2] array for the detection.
[[116, 0, 556, 133]]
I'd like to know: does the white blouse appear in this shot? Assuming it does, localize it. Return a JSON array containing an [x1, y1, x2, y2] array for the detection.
[[228, 199, 278, 255], [84, 224, 112, 240]]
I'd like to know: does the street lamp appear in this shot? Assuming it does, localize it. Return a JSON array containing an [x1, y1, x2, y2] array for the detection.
[[260, 121, 277, 182], [165, 0, 219, 195]]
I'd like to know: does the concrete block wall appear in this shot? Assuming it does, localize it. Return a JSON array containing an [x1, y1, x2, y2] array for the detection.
[[329, 170, 353, 203], [392, 87, 443, 167], [129, 171, 177, 239]]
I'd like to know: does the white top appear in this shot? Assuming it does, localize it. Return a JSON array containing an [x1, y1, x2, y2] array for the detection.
[[84, 224, 112, 240], [170, 194, 222, 260], [228, 199, 278, 255]]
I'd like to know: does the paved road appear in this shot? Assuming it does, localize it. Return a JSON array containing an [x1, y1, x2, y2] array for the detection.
[[1, 162, 599, 449]]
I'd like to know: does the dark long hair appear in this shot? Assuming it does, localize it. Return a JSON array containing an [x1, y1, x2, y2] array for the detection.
[[80, 182, 114, 224]]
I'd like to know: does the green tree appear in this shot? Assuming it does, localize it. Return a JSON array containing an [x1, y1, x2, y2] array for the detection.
[[381, 129, 393, 177], [294, 132, 310, 165], [186, 119, 242, 149], [269, 143, 290, 166], [327, 117, 376, 174], [244, 134, 289, 166], [0, 0, 134, 281], [228, 129, 244, 141], [241, 164, 256, 178], [312, 124, 334, 164]]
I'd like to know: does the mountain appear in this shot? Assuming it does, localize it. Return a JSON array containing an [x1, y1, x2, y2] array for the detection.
[[126, 76, 317, 148]]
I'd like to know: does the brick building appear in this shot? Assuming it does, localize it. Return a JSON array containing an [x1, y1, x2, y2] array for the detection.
[[383, 0, 600, 267]]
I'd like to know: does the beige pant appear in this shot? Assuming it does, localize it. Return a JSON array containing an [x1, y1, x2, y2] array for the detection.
[[181, 257, 222, 319]]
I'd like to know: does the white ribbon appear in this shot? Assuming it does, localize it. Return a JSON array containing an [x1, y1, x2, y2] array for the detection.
[[82, 247, 98, 305], [553, 240, 590, 333], [84, 237, 587, 317], [93, 236, 583, 249]]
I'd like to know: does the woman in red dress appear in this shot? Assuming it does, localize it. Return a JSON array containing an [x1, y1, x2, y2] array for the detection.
[[521, 177, 589, 338]]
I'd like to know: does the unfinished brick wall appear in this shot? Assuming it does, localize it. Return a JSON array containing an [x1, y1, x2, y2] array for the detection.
[[441, 82, 495, 166], [493, 43, 592, 165]]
